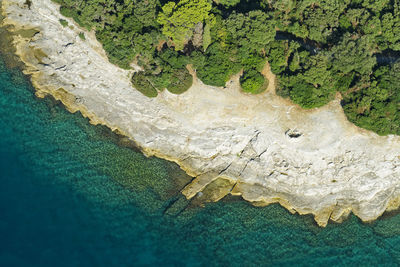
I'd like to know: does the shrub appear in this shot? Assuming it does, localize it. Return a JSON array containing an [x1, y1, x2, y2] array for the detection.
[[131, 72, 159, 98], [166, 68, 193, 94], [78, 32, 85, 40], [240, 69, 267, 94], [59, 19, 68, 27]]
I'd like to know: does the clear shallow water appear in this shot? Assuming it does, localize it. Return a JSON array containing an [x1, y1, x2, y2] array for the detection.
[[0, 55, 400, 266]]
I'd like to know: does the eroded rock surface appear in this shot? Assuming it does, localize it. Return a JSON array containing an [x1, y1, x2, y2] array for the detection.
[[2, 0, 400, 226]]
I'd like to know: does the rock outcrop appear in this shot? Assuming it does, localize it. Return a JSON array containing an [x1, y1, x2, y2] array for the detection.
[[2, 0, 400, 226]]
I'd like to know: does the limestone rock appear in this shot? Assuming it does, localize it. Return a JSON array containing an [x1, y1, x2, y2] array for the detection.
[[2, 0, 400, 226]]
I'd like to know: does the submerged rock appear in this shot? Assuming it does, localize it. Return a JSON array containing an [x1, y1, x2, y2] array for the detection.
[[2, 0, 400, 227]]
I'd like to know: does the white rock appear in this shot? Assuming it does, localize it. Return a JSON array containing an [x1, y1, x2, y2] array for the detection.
[[2, 0, 400, 226]]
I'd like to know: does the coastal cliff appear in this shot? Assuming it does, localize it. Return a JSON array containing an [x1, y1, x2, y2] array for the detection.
[[2, 0, 400, 226]]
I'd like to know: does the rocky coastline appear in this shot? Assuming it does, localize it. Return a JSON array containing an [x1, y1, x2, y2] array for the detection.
[[2, 0, 400, 226]]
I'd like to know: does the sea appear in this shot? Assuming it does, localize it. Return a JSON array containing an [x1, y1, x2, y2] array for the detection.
[[0, 43, 400, 266]]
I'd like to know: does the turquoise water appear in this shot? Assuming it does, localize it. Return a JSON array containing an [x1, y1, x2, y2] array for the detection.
[[1, 54, 400, 266]]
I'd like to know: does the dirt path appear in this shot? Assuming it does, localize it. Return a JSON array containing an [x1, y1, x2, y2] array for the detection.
[[261, 60, 276, 94]]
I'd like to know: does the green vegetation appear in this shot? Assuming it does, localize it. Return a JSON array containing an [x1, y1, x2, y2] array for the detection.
[[53, 0, 400, 136], [166, 68, 193, 94], [78, 32, 85, 41], [342, 61, 400, 135], [131, 71, 159, 98], [157, 0, 212, 51], [59, 19, 68, 27], [240, 70, 267, 94], [213, 0, 241, 8]]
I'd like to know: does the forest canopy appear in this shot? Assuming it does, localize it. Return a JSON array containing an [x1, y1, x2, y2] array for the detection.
[[53, 0, 400, 136]]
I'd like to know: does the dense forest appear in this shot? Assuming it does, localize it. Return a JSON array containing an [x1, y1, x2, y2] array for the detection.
[[52, 0, 400, 136]]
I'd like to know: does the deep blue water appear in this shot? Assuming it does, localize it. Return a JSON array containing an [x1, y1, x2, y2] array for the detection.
[[1, 53, 400, 266]]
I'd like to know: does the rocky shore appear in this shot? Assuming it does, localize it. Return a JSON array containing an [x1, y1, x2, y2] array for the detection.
[[2, 0, 400, 226]]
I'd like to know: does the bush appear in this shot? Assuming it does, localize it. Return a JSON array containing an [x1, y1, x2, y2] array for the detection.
[[50, 0, 400, 136], [240, 70, 267, 94], [289, 82, 333, 109], [166, 68, 193, 94], [59, 6, 84, 27], [78, 32, 85, 40], [131, 72, 159, 98], [95, 30, 136, 69], [195, 43, 241, 87], [59, 19, 68, 27]]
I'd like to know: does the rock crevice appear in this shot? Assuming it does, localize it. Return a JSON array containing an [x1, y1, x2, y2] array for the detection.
[[2, 0, 400, 226]]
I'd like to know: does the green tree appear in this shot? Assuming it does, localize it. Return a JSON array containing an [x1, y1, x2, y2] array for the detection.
[[329, 34, 376, 76], [361, 0, 390, 13], [380, 12, 400, 50], [342, 62, 400, 135], [226, 10, 275, 53], [131, 71, 159, 98], [195, 43, 241, 86], [213, 0, 241, 7], [240, 69, 267, 94], [51, 0, 400, 136], [157, 0, 212, 50]]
